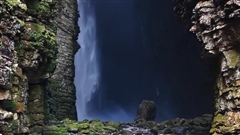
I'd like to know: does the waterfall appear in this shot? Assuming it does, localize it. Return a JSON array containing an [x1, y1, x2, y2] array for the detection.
[[74, 0, 100, 121]]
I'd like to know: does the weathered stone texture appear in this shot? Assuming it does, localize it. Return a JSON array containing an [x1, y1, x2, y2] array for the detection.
[[135, 100, 156, 123], [174, 0, 240, 134], [0, 1, 29, 134], [46, 0, 79, 122], [0, 0, 79, 134]]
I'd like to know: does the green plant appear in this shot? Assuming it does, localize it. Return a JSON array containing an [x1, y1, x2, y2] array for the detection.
[[11, 120, 19, 129], [1, 100, 18, 112], [46, 59, 57, 72], [25, 0, 40, 10]]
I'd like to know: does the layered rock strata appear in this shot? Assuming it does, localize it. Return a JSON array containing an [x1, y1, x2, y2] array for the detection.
[[45, 0, 79, 123], [0, 0, 79, 134], [174, 0, 240, 134]]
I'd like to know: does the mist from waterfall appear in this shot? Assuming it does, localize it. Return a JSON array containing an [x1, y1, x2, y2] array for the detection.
[[74, 0, 100, 121], [73, 0, 214, 122]]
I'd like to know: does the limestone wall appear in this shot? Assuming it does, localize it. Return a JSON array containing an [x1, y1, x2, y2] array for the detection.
[[0, 0, 79, 134]]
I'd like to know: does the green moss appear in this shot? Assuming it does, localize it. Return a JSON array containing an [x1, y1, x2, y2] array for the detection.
[[214, 114, 226, 124], [29, 23, 46, 33], [66, 123, 80, 131], [6, 0, 27, 11], [106, 121, 120, 129], [12, 76, 19, 85], [80, 129, 90, 134], [0, 38, 2, 46], [26, 23, 57, 54], [19, 22, 58, 74], [89, 120, 105, 133], [17, 19, 25, 27], [43, 126, 68, 135], [25, 0, 40, 10], [10, 86, 18, 93], [38, 3, 49, 12], [26, 0, 56, 18], [11, 120, 19, 130], [43, 119, 121, 134], [103, 126, 117, 131], [223, 50, 240, 68], [1, 100, 18, 112], [44, 119, 82, 134], [79, 122, 90, 129], [0, 55, 2, 63], [47, 59, 57, 72]]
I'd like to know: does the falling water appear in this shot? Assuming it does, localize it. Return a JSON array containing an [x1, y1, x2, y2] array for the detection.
[[74, 0, 100, 121]]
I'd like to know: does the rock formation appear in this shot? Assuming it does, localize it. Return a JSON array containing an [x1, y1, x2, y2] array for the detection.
[[134, 100, 156, 123], [41, 111, 212, 135], [0, 0, 233, 134], [0, 0, 79, 134], [174, 0, 240, 134]]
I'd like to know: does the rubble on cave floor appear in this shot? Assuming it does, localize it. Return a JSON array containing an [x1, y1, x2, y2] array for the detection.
[[43, 101, 212, 135]]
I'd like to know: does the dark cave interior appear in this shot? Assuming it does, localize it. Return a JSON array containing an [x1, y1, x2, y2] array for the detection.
[[81, 0, 215, 122]]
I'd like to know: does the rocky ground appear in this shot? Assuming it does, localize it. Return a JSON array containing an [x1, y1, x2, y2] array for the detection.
[[42, 101, 212, 135], [41, 114, 212, 135]]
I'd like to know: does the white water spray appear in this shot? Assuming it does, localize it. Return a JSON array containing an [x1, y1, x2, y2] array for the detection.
[[74, 0, 100, 121]]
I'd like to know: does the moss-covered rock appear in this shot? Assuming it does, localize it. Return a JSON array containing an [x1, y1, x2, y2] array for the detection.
[[89, 120, 105, 133], [26, 0, 56, 20], [11, 120, 19, 130], [42, 119, 122, 134], [23, 22, 57, 57], [1, 100, 18, 112], [43, 125, 68, 135], [106, 121, 120, 129], [40, 113, 213, 135], [0, 0, 77, 134], [79, 121, 90, 129], [6, 0, 27, 11], [16, 21, 58, 77]]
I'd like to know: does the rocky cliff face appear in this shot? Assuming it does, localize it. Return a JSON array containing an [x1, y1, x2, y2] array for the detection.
[[46, 0, 79, 123], [0, 0, 79, 134], [0, 0, 230, 134], [174, 0, 240, 134]]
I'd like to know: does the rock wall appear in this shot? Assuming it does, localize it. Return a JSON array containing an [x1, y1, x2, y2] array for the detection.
[[0, 0, 79, 134], [45, 0, 79, 123], [174, 0, 240, 134]]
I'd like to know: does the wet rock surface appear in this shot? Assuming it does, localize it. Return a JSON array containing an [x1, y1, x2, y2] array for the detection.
[[174, 0, 240, 134], [0, 0, 218, 134], [42, 101, 212, 135], [45, 0, 79, 122], [0, 0, 79, 134], [42, 114, 212, 135], [135, 100, 157, 123]]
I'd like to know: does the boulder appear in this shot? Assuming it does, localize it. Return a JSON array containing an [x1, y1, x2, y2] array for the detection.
[[135, 100, 156, 123]]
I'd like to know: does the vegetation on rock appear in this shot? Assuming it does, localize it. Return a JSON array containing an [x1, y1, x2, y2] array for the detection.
[[174, 0, 240, 134], [41, 114, 212, 135], [1, 100, 18, 112], [0, 0, 59, 134], [43, 119, 121, 135]]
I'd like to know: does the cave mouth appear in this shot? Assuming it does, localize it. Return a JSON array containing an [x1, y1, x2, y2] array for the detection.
[[75, 0, 215, 122]]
